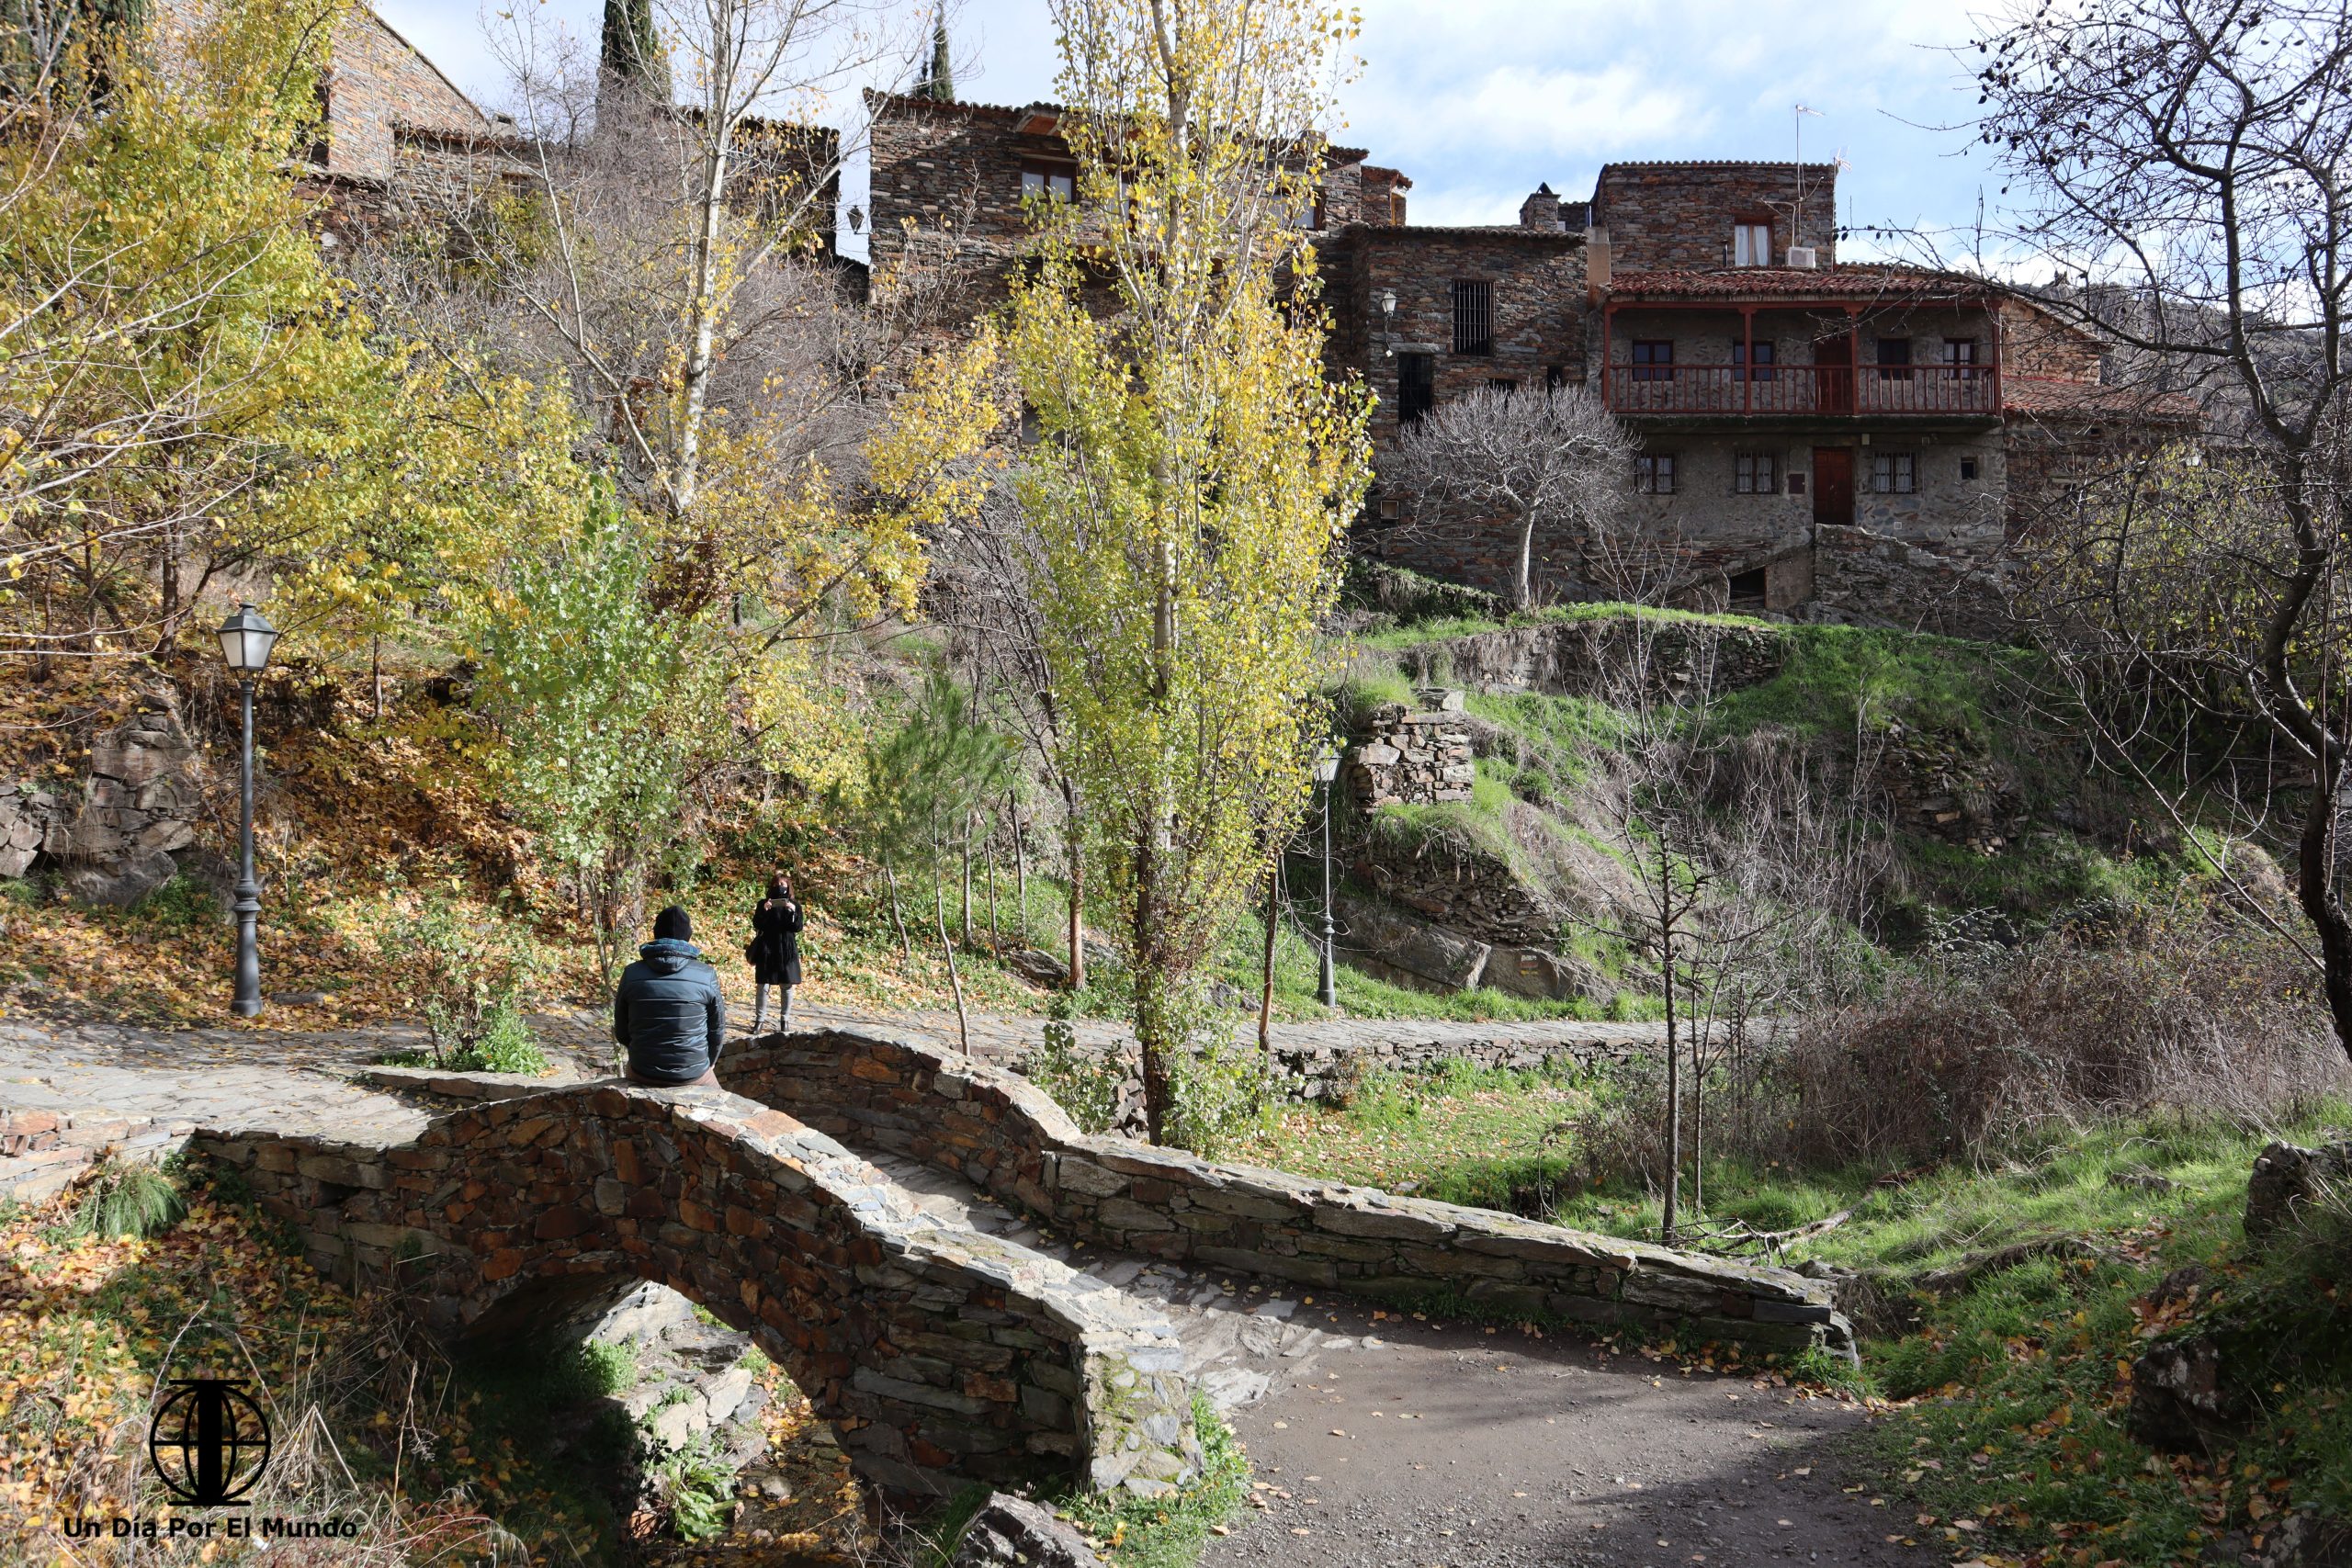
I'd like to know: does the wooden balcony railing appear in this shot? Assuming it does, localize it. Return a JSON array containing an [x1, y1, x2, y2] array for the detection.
[[1604, 364, 2002, 417]]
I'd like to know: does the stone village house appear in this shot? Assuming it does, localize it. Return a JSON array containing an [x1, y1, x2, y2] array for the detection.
[[860, 95, 2197, 629], [314, 28, 2194, 632]]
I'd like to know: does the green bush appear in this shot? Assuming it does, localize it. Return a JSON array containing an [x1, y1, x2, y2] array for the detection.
[[128, 874, 217, 932], [374, 888, 548, 1072], [648, 1432, 737, 1542], [1025, 1012, 1126, 1134], [70, 1159, 185, 1240]]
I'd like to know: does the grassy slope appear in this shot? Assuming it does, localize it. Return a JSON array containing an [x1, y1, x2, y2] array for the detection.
[[1238, 1064, 2352, 1566]]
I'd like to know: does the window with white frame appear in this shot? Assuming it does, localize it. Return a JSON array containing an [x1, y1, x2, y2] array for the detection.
[[1735, 452, 1778, 494], [1871, 452, 1918, 493]]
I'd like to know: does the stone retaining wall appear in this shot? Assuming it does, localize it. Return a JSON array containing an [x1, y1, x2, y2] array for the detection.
[[1347, 693, 1475, 808], [1396, 615, 1787, 705], [188, 1081, 1197, 1500], [728, 1030, 1855, 1361]]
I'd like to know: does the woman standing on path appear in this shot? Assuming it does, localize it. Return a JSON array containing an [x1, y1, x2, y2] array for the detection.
[[746, 874, 804, 1037]]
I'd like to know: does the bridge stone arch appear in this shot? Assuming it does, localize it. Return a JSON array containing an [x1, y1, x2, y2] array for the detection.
[[189, 1081, 1198, 1499]]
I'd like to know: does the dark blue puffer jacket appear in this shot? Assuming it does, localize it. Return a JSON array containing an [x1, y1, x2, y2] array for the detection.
[[613, 939, 725, 1084]]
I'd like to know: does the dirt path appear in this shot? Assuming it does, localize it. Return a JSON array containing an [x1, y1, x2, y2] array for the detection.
[[1201, 1292, 1915, 1567]]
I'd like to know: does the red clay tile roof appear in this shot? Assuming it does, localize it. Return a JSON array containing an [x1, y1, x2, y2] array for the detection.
[[1608, 265, 1997, 301], [2002, 376, 2202, 424], [1599, 159, 1840, 174], [1363, 164, 1413, 188], [1327, 222, 1578, 243]]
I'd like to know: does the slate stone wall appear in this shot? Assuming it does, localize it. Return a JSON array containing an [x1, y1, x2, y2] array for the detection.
[[1590, 163, 1839, 271], [321, 8, 492, 184], [1392, 615, 1787, 703], [188, 1082, 1198, 1500], [729, 1031, 1856, 1360], [1347, 692, 1474, 807]]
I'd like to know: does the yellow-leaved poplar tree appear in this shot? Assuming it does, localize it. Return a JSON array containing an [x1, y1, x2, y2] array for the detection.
[[1002, 0, 1372, 1145]]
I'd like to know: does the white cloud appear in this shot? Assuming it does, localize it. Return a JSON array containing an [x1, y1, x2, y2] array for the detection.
[[371, 0, 2008, 239]]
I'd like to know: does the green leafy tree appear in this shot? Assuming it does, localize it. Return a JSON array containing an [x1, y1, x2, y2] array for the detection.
[[844, 660, 1018, 1044], [915, 10, 953, 101], [1000, 0, 1373, 1144], [598, 0, 669, 102], [470, 490, 728, 982]]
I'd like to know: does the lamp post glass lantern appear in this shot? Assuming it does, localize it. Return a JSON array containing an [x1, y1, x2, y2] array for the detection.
[[218, 604, 278, 1017], [1313, 748, 1341, 1008]]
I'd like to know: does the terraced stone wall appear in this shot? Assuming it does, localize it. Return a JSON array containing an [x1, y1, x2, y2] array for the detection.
[[729, 1031, 1856, 1360], [188, 1082, 1197, 1499]]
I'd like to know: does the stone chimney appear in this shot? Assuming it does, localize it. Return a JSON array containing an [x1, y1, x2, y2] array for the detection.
[[1585, 225, 1611, 302], [1518, 182, 1564, 231]]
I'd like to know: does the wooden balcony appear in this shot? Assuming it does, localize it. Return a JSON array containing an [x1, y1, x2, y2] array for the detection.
[[1604, 363, 2003, 419]]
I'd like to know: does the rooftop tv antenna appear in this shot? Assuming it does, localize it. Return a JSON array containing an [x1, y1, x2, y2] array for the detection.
[[1794, 104, 1825, 250]]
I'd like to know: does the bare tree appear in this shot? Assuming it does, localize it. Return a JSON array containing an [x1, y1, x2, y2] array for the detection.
[[1973, 0, 2352, 1059], [1386, 384, 1636, 610], [930, 478, 1091, 992]]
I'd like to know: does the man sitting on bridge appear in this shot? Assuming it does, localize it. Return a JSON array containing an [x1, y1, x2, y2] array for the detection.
[[614, 907, 726, 1087]]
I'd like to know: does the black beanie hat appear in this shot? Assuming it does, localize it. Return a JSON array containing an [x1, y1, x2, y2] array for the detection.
[[652, 906, 692, 942]]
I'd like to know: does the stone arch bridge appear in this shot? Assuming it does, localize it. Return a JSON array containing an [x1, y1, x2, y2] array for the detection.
[[188, 1027, 1849, 1503]]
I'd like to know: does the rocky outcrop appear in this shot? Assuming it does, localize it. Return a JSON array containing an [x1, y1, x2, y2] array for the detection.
[[3, 694, 209, 905], [950, 1494, 1106, 1567], [1330, 890, 1606, 1005], [1878, 715, 2021, 854], [0, 787, 64, 881], [2245, 1138, 2352, 1239]]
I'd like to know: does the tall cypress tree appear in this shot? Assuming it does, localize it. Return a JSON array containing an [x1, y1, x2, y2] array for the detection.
[[599, 0, 669, 104], [915, 13, 952, 102]]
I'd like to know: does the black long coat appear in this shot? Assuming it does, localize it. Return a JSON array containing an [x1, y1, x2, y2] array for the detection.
[[749, 896, 804, 987]]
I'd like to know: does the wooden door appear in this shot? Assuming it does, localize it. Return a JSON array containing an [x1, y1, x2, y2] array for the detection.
[[1816, 330, 1855, 414], [1813, 448, 1854, 528]]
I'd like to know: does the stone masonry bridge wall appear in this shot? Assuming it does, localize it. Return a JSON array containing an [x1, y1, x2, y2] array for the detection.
[[727, 1030, 1856, 1361], [187, 1080, 1198, 1500]]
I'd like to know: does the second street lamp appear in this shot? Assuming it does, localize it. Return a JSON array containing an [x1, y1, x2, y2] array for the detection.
[[216, 603, 279, 1018], [1313, 747, 1341, 1008]]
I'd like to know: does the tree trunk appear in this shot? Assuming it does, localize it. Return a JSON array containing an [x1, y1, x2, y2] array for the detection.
[[1132, 841, 1174, 1146], [1013, 798, 1029, 943], [1062, 777, 1086, 992], [960, 813, 974, 945], [673, 128, 733, 519], [883, 864, 912, 961], [1514, 507, 1537, 610], [1660, 845, 1680, 1245], [2298, 761, 2352, 1062], [934, 879, 969, 1055], [1258, 856, 1280, 1062], [988, 826, 1001, 947]]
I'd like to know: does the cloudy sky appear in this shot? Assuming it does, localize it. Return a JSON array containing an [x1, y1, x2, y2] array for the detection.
[[377, 0, 2011, 258]]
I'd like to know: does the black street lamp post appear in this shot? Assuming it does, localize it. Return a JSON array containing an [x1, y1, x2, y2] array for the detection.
[[217, 604, 279, 1018], [1314, 748, 1341, 1008]]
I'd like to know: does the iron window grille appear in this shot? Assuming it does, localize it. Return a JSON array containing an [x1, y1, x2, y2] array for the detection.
[[1871, 452, 1919, 493], [1396, 353, 1436, 426], [1452, 279, 1495, 355], [1635, 454, 1678, 494]]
